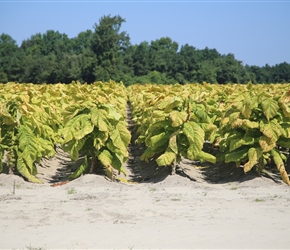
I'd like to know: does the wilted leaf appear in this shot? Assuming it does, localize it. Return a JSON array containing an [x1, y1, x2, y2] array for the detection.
[[259, 135, 276, 152], [260, 121, 281, 142], [271, 149, 290, 185], [244, 147, 262, 173]]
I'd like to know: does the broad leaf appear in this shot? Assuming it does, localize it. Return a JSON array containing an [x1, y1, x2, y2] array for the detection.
[[260, 120, 281, 142], [98, 149, 113, 167], [241, 96, 252, 119], [16, 153, 42, 183], [149, 132, 170, 150], [62, 114, 94, 142], [230, 134, 255, 152], [259, 135, 276, 152], [117, 122, 131, 146], [261, 98, 279, 121], [156, 150, 176, 166], [224, 147, 248, 163], [91, 108, 109, 132], [183, 121, 204, 159], [198, 151, 216, 164], [169, 111, 187, 127]]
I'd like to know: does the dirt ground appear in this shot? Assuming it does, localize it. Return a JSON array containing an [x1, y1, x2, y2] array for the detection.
[[1, 158, 290, 249]]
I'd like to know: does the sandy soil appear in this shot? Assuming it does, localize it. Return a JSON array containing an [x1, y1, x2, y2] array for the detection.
[[0, 170, 290, 249]]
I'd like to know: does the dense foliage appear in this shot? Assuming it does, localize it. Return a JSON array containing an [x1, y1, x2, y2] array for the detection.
[[128, 83, 290, 185], [1, 81, 289, 185], [0, 81, 130, 183], [1, 15, 290, 85]]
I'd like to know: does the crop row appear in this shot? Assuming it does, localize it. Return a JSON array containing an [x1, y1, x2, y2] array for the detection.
[[0, 81, 130, 183], [127, 82, 290, 184], [0, 81, 290, 184]]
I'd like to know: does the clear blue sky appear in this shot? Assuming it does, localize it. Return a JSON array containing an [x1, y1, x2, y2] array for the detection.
[[1, 0, 289, 67]]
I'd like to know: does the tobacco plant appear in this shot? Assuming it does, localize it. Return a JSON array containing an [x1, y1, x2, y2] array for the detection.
[[217, 83, 290, 184]]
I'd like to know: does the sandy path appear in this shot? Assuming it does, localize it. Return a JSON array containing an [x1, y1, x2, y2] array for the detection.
[[0, 173, 289, 249]]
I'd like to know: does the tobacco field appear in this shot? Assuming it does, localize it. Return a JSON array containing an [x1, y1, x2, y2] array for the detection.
[[1, 81, 290, 185]]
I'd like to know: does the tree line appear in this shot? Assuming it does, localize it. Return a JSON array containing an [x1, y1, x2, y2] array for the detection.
[[1, 15, 290, 85]]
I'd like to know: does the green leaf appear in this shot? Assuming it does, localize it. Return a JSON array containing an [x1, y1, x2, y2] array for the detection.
[[62, 114, 94, 142], [102, 104, 122, 121], [156, 150, 176, 166], [117, 122, 131, 146], [149, 132, 170, 150], [109, 129, 128, 156], [140, 147, 155, 162], [241, 95, 253, 119], [147, 120, 172, 134], [224, 147, 248, 163], [183, 121, 204, 144], [260, 120, 281, 142], [230, 134, 255, 152], [228, 112, 240, 123], [198, 151, 216, 164], [168, 135, 178, 154], [18, 125, 55, 168], [16, 153, 42, 183], [277, 137, 290, 148], [97, 149, 125, 176], [183, 121, 205, 158], [280, 123, 290, 138], [67, 137, 86, 161], [69, 156, 88, 180], [98, 149, 113, 168], [169, 111, 187, 127], [187, 143, 201, 160], [93, 131, 109, 150], [91, 108, 109, 132], [261, 97, 279, 121], [111, 153, 125, 174]]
